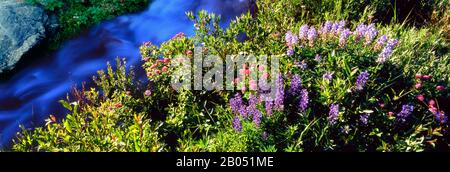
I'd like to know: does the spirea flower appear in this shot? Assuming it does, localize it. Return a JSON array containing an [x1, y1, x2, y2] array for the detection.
[[434, 111, 448, 124], [374, 35, 388, 50], [232, 116, 242, 132], [397, 104, 414, 123], [323, 71, 334, 82], [364, 24, 378, 45], [299, 24, 309, 40], [299, 89, 309, 112], [274, 74, 285, 110], [360, 113, 370, 126], [289, 75, 302, 96], [355, 70, 369, 90], [339, 28, 351, 47], [377, 38, 398, 63], [328, 104, 340, 125], [285, 30, 299, 47]]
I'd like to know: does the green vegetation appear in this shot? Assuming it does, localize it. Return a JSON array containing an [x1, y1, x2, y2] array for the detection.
[[26, 0, 151, 49], [12, 0, 450, 152]]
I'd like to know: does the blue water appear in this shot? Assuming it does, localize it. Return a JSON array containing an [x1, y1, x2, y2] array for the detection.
[[0, 0, 248, 146]]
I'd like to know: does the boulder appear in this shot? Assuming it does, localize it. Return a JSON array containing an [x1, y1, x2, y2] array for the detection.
[[0, 0, 50, 73]]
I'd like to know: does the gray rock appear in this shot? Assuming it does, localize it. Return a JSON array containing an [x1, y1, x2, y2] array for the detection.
[[0, 0, 50, 73]]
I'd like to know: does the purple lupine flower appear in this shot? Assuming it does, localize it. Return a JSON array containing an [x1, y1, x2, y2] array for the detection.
[[355, 70, 370, 91], [274, 74, 285, 110], [252, 109, 263, 127], [287, 48, 294, 56], [299, 24, 309, 40], [328, 104, 340, 125], [434, 111, 448, 124], [354, 24, 367, 41], [323, 71, 334, 82], [360, 113, 370, 126], [339, 28, 351, 47], [314, 54, 321, 62], [230, 93, 244, 113], [337, 20, 346, 32], [239, 106, 249, 119], [265, 100, 274, 117], [364, 24, 378, 45], [299, 89, 309, 112], [248, 94, 258, 107], [321, 21, 333, 36], [377, 38, 398, 63], [307, 26, 318, 44], [232, 116, 242, 132], [289, 75, 302, 96], [374, 35, 388, 50], [397, 104, 414, 122], [285, 30, 299, 47]]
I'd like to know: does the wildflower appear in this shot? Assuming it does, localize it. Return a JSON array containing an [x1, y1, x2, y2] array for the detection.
[[340, 125, 351, 134], [323, 71, 334, 82], [289, 75, 302, 95], [248, 94, 258, 107], [252, 109, 263, 127], [274, 74, 285, 110], [265, 100, 274, 117], [339, 29, 351, 47], [434, 111, 448, 124], [355, 70, 369, 90], [416, 94, 425, 101], [307, 26, 317, 45], [162, 66, 168, 72], [298, 24, 309, 40], [232, 116, 242, 132], [415, 73, 423, 79], [249, 79, 258, 90], [314, 54, 321, 62], [299, 89, 309, 112], [428, 100, 436, 107], [421, 75, 432, 80], [294, 60, 308, 70], [287, 48, 294, 56], [354, 24, 367, 41], [320, 21, 333, 36], [397, 104, 414, 122], [360, 113, 370, 126], [230, 93, 244, 114], [328, 104, 340, 125], [163, 58, 170, 64], [364, 24, 378, 45], [374, 35, 388, 50], [285, 30, 299, 47], [436, 85, 445, 91], [377, 38, 398, 63], [262, 132, 268, 140], [331, 20, 346, 35], [415, 82, 423, 89], [172, 32, 186, 39], [144, 90, 152, 97]]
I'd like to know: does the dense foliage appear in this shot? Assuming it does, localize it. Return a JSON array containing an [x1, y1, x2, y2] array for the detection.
[[26, 0, 151, 49], [13, 0, 449, 152]]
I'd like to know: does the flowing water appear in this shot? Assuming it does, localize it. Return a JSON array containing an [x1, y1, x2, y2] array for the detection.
[[0, 0, 249, 146]]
